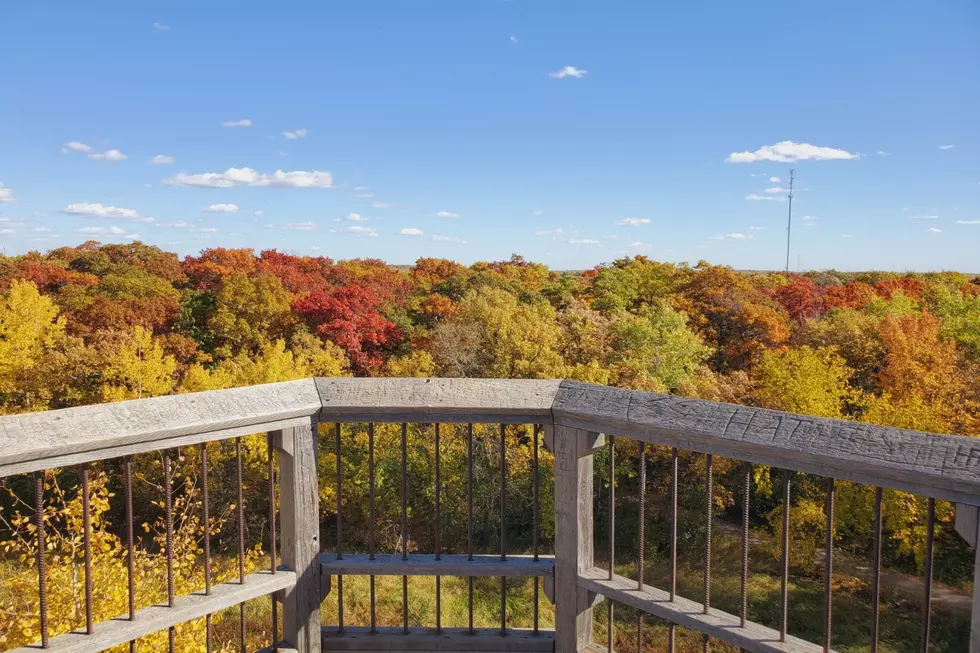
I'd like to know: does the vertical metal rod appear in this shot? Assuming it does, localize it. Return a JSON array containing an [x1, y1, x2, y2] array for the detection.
[[636, 614, 642, 653], [703, 454, 713, 615], [607, 600, 614, 653], [124, 456, 136, 653], [667, 447, 678, 653], [401, 423, 409, 634], [81, 465, 94, 635], [162, 452, 175, 653], [467, 423, 474, 636], [500, 424, 507, 636], [823, 477, 835, 653], [637, 442, 646, 653], [268, 434, 278, 652], [435, 423, 442, 634], [533, 425, 540, 635], [609, 435, 615, 580], [780, 471, 791, 642], [871, 487, 882, 653], [201, 444, 212, 653], [702, 633, 710, 653], [369, 423, 377, 634], [35, 471, 49, 649], [236, 438, 246, 653], [740, 462, 751, 628], [335, 423, 344, 635], [921, 497, 935, 653]]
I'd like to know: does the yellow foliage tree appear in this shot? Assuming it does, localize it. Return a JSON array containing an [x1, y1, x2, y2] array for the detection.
[[0, 280, 67, 412], [100, 327, 178, 401]]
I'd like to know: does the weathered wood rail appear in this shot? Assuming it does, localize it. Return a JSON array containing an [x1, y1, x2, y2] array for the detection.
[[1, 377, 978, 652]]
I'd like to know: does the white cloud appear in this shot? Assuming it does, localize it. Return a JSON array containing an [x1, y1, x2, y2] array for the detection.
[[727, 141, 857, 163], [745, 194, 785, 202], [62, 141, 93, 153], [197, 227, 218, 233], [78, 225, 125, 235], [398, 228, 423, 236], [749, 226, 765, 230], [338, 213, 369, 222], [283, 128, 308, 140], [842, 234, 854, 238], [436, 211, 460, 218], [63, 202, 152, 222], [332, 225, 378, 237], [284, 221, 317, 231], [616, 218, 651, 227], [32, 226, 53, 233], [0, 228, 15, 235], [150, 154, 175, 164], [926, 227, 942, 233], [532, 210, 545, 216], [938, 145, 955, 150], [158, 221, 193, 229], [0, 218, 24, 226], [626, 241, 651, 251], [355, 193, 374, 199], [353, 186, 369, 191], [765, 187, 791, 194], [510, 35, 518, 43], [254, 210, 264, 216], [89, 149, 127, 161], [536, 228, 571, 237], [221, 119, 252, 128], [165, 167, 332, 188], [907, 215, 938, 220], [152, 22, 170, 31], [568, 238, 600, 245], [711, 233, 753, 240], [0, 184, 13, 203], [204, 203, 239, 213], [372, 202, 391, 208], [430, 234, 467, 244], [550, 66, 587, 79], [769, 176, 781, 183], [877, 151, 889, 157], [955, 220, 980, 225]]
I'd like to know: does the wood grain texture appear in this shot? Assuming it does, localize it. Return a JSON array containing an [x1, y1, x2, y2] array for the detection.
[[320, 553, 554, 577], [956, 504, 979, 548], [320, 628, 554, 652], [7, 570, 295, 653], [578, 567, 827, 653], [277, 420, 323, 653], [315, 377, 560, 423], [553, 425, 596, 653], [554, 380, 980, 506], [0, 379, 320, 476]]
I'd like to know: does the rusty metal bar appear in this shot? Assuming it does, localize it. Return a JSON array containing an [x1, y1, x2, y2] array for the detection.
[[369, 423, 377, 634], [500, 424, 507, 636], [922, 497, 935, 653], [124, 456, 136, 653], [201, 444, 212, 652], [823, 477, 835, 653], [436, 423, 442, 634], [668, 447, 678, 653], [637, 442, 646, 653], [609, 435, 615, 580], [268, 434, 278, 652], [402, 422, 409, 634], [467, 423, 474, 636], [162, 451, 175, 653], [703, 454, 713, 615], [81, 465, 94, 635], [533, 424, 540, 635], [740, 462, 751, 628], [35, 470, 49, 649], [335, 422, 344, 635], [871, 487, 882, 653], [608, 600, 614, 653], [780, 471, 791, 642], [236, 438, 246, 653]]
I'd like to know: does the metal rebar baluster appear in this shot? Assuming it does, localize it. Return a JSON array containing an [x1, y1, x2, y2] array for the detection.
[[922, 497, 935, 653], [335, 423, 344, 635], [435, 423, 442, 634], [823, 477, 835, 653], [703, 454, 712, 615], [124, 457, 136, 653], [268, 434, 278, 652], [369, 423, 377, 635], [740, 462, 751, 628], [401, 423, 409, 635], [667, 448, 678, 653], [236, 438, 246, 653], [81, 464, 94, 636], [163, 451, 175, 652], [201, 444, 213, 653], [636, 442, 646, 653], [780, 471, 791, 642], [871, 487, 882, 653], [35, 470, 49, 649], [608, 436, 615, 652], [533, 424, 540, 636], [467, 423, 474, 635], [500, 423, 507, 636], [608, 600, 614, 653]]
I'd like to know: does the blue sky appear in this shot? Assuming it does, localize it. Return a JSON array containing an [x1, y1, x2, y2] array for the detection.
[[1, 1, 977, 271]]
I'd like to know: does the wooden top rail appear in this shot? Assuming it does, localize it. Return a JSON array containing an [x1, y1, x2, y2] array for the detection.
[[1, 377, 978, 505]]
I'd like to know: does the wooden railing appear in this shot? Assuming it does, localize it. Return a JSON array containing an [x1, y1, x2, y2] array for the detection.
[[1, 378, 978, 652]]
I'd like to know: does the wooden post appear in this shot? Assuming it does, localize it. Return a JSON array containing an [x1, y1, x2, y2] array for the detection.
[[275, 418, 322, 652], [553, 425, 598, 653]]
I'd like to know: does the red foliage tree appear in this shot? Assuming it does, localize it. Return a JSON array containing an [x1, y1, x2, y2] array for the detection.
[[874, 277, 925, 300], [824, 281, 876, 310], [772, 275, 826, 323], [258, 250, 335, 294], [183, 248, 257, 290]]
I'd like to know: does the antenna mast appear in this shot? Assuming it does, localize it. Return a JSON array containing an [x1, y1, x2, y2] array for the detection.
[[784, 169, 795, 275]]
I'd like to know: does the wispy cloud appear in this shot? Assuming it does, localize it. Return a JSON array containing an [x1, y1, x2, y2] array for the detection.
[[77, 225, 140, 240], [550, 66, 587, 79], [509, 35, 518, 43], [616, 218, 650, 227], [877, 151, 889, 157], [727, 141, 857, 163], [372, 202, 391, 208], [63, 202, 153, 222], [152, 22, 170, 31], [221, 119, 252, 128], [532, 210, 545, 216], [436, 211, 460, 218], [204, 203, 239, 213], [150, 154, 175, 164], [0, 184, 13, 203], [765, 187, 791, 194], [568, 238, 600, 245], [284, 221, 316, 231], [769, 176, 781, 183], [938, 144, 955, 150], [165, 167, 332, 188], [842, 234, 854, 238], [89, 149, 127, 161], [711, 233, 753, 240], [749, 226, 765, 230], [955, 220, 980, 225], [907, 215, 938, 220], [336, 213, 370, 222], [331, 225, 378, 237], [745, 194, 785, 202], [32, 226, 53, 233], [355, 193, 374, 199], [430, 234, 468, 244], [926, 227, 942, 233], [398, 228, 423, 236], [62, 141, 93, 153], [283, 128, 308, 140]]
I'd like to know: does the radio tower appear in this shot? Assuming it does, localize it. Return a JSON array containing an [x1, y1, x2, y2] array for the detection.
[[784, 169, 795, 275]]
